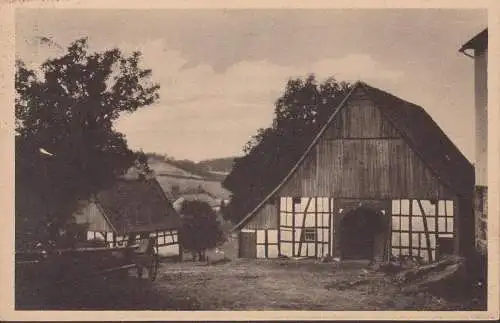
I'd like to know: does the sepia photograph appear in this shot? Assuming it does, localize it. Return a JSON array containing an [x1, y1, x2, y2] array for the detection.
[[2, 1, 497, 319]]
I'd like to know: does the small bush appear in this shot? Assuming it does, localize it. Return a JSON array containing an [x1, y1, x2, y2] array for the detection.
[[179, 200, 224, 261]]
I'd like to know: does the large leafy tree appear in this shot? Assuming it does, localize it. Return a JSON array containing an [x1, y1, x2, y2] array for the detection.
[[15, 38, 160, 250], [223, 74, 351, 224]]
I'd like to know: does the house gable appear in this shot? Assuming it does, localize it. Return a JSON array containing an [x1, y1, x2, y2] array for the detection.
[[236, 82, 471, 231], [73, 201, 114, 232], [324, 96, 400, 140]]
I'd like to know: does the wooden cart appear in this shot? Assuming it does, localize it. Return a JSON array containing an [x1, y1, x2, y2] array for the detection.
[[16, 236, 161, 287]]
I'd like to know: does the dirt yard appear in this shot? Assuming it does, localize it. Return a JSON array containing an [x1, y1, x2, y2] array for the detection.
[[18, 258, 485, 311]]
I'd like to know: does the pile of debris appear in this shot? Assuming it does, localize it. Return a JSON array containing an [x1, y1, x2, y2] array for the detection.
[[317, 255, 341, 264], [394, 256, 465, 292], [376, 255, 425, 273], [379, 255, 485, 305]]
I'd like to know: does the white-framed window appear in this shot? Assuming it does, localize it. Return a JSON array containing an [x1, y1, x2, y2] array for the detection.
[[304, 228, 316, 242]]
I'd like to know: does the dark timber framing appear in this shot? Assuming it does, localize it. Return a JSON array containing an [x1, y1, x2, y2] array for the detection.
[[253, 229, 279, 258], [297, 197, 312, 257], [417, 199, 433, 262], [315, 197, 318, 256], [85, 230, 179, 249]]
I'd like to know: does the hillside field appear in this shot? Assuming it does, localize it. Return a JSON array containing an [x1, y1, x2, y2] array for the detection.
[[146, 156, 232, 201], [155, 174, 232, 201]]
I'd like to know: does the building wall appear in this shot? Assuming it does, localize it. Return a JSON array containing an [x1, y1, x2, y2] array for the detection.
[[475, 48, 488, 187], [474, 43, 488, 257], [241, 97, 460, 260], [155, 230, 180, 257], [243, 202, 278, 230], [73, 201, 113, 232], [74, 202, 180, 257], [85, 229, 180, 257]]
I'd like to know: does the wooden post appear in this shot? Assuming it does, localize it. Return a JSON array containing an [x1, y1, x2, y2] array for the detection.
[[277, 199, 281, 256], [328, 198, 333, 257], [292, 201, 295, 257], [314, 198, 318, 258], [265, 230, 268, 258], [409, 199, 413, 256], [297, 197, 313, 257], [385, 208, 392, 262], [417, 200, 433, 262], [444, 201, 448, 232], [435, 200, 439, 260]]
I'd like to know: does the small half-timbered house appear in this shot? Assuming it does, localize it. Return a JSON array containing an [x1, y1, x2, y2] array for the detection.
[[73, 177, 182, 257], [234, 81, 474, 263]]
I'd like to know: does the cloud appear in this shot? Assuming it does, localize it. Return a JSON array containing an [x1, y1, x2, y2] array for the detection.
[[310, 54, 404, 81], [113, 39, 404, 160], [16, 37, 404, 160]]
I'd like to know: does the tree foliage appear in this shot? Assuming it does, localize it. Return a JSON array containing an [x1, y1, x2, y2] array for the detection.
[[223, 74, 351, 223], [15, 38, 160, 249], [178, 200, 224, 260]]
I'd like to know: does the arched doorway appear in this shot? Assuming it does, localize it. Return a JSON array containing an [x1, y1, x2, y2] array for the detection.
[[340, 207, 386, 260]]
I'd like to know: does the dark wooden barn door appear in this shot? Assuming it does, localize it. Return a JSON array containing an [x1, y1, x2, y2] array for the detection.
[[340, 207, 386, 260], [239, 231, 257, 258]]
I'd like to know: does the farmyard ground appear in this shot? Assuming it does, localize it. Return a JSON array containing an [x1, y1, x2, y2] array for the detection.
[[17, 258, 485, 311]]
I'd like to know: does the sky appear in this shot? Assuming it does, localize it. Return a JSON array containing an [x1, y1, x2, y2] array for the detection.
[[15, 9, 487, 162]]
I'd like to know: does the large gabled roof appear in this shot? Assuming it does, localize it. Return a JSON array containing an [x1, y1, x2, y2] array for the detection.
[[95, 177, 181, 235], [234, 81, 474, 231]]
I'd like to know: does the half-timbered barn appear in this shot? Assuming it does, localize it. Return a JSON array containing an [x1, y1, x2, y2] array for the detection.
[[73, 177, 182, 258], [234, 81, 474, 263]]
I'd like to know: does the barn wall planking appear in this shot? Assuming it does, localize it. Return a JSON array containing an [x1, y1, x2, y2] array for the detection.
[[244, 202, 279, 230], [280, 139, 452, 200], [73, 202, 113, 232], [279, 98, 454, 200], [324, 99, 400, 140]]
